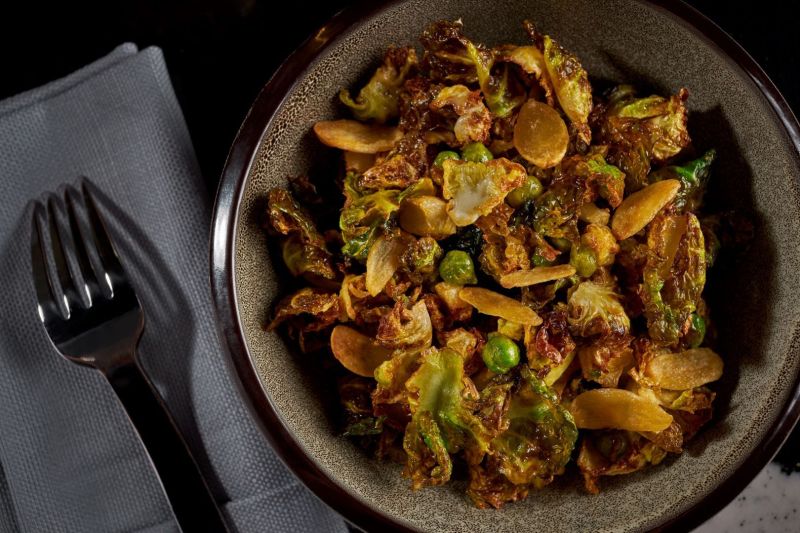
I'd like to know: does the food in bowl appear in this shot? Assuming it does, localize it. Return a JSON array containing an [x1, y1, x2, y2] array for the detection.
[[263, 19, 732, 508]]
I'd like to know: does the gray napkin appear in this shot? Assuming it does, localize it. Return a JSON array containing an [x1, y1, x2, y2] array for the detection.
[[0, 44, 348, 533]]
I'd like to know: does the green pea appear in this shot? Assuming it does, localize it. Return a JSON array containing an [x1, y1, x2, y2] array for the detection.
[[438, 250, 477, 285], [506, 175, 544, 208], [687, 313, 707, 348], [482, 334, 520, 374], [461, 142, 493, 163], [570, 245, 598, 278], [433, 150, 460, 168]]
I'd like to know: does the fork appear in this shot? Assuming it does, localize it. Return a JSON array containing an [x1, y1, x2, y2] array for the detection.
[[31, 181, 229, 532]]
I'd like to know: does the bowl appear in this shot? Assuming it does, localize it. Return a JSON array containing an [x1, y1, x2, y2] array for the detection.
[[210, 1, 800, 530]]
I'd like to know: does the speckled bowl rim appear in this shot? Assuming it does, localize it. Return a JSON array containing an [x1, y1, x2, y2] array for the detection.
[[210, 1, 800, 531]]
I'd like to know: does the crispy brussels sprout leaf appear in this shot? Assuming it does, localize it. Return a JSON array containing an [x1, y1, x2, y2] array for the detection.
[[442, 158, 526, 226], [404, 347, 491, 488], [577, 336, 633, 388], [358, 134, 428, 191], [338, 375, 385, 437], [567, 281, 630, 337], [267, 189, 335, 280], [489, 369, 578, 487], [643, 213, 706, 343], [340, 46, 418, 123], [268, 289, 342, 351], [524, 21, 592, 145], [495, 45, 554, 105], [420, 20, 525, 118], [600, 86, 690, 163], [528, 305, 575, 371], [650, 149, 716, 212], [430, 85, 492, 145], [340, 190, 399, 260], [577, 430, 668, 494], [377, 300, 433, 350]]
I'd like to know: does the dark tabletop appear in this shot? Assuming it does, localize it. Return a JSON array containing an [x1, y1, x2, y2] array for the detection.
[[2, 0, 796, 479]]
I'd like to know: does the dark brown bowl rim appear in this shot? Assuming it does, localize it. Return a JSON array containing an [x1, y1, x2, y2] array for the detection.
[[210, 1, 800, 531]]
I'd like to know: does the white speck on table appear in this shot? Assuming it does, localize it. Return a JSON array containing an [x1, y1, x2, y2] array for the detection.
[[694, 463, 800, 532]]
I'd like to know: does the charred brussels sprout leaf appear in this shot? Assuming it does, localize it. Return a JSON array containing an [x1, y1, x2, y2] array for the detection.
[[489, 369, 578, 487], [524, 21, 593, 145], [600, 85, 691, 164], [340, 46, 418, 123], [420, 20, 525, 118], [444, 225, 484, 258], [340, 190, 400, 260], [404, 348, 491, 488], [430, 86, 492, 145], [267, 189, 336, 279], [650, 149, 716, 212], [643, 213, 706, 343]]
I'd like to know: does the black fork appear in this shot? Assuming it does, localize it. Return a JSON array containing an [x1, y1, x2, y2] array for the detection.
[[31, 181, 229, 532]]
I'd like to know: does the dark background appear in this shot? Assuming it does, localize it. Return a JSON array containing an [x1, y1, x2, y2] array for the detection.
[[1, 0, 796, 472]]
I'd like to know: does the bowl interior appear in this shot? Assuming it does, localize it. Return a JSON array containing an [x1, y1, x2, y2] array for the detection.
[[231, 0, 800, 530]]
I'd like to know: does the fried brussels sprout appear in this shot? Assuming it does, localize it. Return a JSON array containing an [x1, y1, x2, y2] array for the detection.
[[420, 20, 525, 118], [642, 213, 706, 343], [430, 85, 492, 145], [403, 236, 444, 280], [340, 46, 418, 123], [267, 189, 336, 280], [340, 189, 400, 260], [599, 86, 691, 192], [442, 158, 527, 226], [567, 281, 630, 337], [580, 224, 619, 267], [524, 21, 593, 145], [577, 430, 667, 494], [487, 370, 578, 487], [404, 347, 491, 488], [358, 134, 428, 191]]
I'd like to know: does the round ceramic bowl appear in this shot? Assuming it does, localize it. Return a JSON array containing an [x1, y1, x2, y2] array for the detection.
[[211, 1, 800, 531]]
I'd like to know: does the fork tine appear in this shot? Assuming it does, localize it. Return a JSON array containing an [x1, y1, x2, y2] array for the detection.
[[45, 196, 83, 318], [64, 185, 104, 305], [78, 181, 125, 295], [31, 202, 67, 321]]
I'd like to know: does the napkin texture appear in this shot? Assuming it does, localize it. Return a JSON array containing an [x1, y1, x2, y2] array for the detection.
[[0, 44, 347, 533]]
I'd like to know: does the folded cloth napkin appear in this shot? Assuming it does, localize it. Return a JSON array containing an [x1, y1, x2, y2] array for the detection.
[[0, 44, 348, 533]]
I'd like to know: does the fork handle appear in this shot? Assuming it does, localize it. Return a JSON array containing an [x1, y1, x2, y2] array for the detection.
[[105, 361, 230, 532]]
